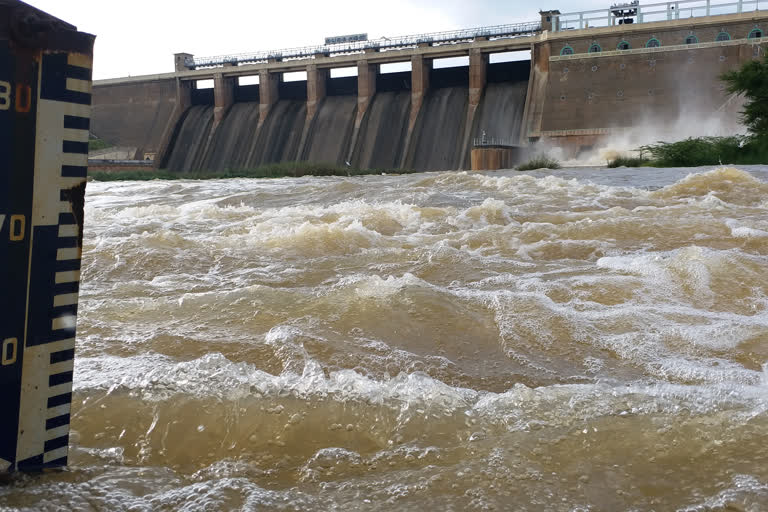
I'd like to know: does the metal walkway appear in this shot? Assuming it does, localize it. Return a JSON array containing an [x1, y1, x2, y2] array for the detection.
[[189, 21, 541, 68], [553, 0, 767, 31]]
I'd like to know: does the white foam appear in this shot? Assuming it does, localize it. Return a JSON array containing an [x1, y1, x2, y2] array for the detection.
[[74, 351, 768, 428], [679, 474, 768, 512], [348, 273, 428, 300], [732, 226, 768, 238]]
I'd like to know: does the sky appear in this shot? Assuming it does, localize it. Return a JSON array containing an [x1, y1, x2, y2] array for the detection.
[[30, 0, 610, 80]]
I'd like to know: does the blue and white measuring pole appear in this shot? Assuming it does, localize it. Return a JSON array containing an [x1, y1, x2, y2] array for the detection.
[[0, 0, 94, 472]]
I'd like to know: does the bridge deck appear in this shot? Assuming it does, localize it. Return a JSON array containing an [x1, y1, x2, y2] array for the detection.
[[191, 21, 541, 68], [96, 36, 537, 85]]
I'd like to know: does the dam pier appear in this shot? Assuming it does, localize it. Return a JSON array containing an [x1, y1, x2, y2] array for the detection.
[[92, 0, 768, 172]]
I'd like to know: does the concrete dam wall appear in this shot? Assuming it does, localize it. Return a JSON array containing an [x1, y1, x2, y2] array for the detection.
[[90, 10, 768, 168], [91, 79, 179, 160], [161, 61, 530, 172]]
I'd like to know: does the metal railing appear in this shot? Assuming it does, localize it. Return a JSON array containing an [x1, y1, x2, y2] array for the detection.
[[188, 21, 541, 68], [553, 0, 765, 31], [473, 136, 518, 147]]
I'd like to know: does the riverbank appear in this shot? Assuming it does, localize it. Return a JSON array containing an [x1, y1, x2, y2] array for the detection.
[[88, 162, 411, 181], [607, 136, 768, 168]]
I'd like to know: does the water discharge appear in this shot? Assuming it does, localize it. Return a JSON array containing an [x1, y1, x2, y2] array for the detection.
[[204, 102, 262, 172], [303, 96, 357, 166], [473, 82, 528, 144], [164, 106, 214, 172], [1, 165, 767, 511], [247, 100, 306, 167], [354, 91, 411, 170], [163, 61, 531, 173], [409, 87, 468, 171]]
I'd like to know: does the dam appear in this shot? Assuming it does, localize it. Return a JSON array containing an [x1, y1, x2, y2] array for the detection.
[[91, 0, 768, 171]]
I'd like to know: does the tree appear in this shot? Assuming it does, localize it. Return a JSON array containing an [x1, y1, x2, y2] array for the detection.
[[721, 54, 768, 142]]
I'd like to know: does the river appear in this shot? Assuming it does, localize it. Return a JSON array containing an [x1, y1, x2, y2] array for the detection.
[[2, 165, 768, 511]]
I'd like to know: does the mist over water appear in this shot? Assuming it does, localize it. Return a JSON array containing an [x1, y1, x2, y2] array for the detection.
[[2, 165, 768, 511]]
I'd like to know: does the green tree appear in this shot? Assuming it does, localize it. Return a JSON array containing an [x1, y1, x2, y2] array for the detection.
[[721, 54, 768, 142]]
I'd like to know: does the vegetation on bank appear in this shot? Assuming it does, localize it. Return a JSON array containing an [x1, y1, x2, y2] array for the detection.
[[722, 54, 768, 144], [604, 136, 767, 168], [515, 155, 562, 171], [89, 161, 414, 181], [606, 155, 650, 168], [88, 137, 113, 152], [639, 136, 768, 167]]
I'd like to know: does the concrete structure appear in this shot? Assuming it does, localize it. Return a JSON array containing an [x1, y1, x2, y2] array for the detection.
[[212, 72, 235, 130], [471, 146, 524, 171], [400, 54, 431, 166], [258, 70, 279, 126], [88, 146, 138, 160], [91, 3, 768, 170], [525, 10, 768, 151]]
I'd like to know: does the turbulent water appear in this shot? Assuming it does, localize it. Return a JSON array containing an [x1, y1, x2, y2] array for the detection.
[[2, 165, 768, 511]]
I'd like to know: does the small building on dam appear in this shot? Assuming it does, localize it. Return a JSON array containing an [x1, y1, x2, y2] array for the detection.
[[91, 1, 768, 172]]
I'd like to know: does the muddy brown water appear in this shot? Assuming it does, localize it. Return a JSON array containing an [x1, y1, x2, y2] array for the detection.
[[2, 165, 768, 511]]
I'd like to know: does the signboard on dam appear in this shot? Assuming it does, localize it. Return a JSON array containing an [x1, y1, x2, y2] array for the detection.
[[0, 0, 94, 472], [324, 33, 368, 45]]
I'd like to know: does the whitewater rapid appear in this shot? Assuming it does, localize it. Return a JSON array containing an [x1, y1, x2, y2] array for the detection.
[[1, 165, 767, 511]]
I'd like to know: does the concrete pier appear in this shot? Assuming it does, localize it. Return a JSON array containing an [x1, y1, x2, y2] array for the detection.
[[468, 48, 488, 108], [258, 70, 279, 126], [297, 64, 329, 158], [356, 60, 377, 123], [459, 48, 488, 169], [306, 64, 328, 120], [400, 55, 431, 168], [155, 79, 192, 167], [213, 72, 235, 129], [347, 60, 378, 163]]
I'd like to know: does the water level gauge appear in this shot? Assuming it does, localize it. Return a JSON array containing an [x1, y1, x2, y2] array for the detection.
[[0, 0, 94, 472]]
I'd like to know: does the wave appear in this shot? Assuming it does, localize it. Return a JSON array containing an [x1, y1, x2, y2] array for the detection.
[[651, 167, 768, 205]]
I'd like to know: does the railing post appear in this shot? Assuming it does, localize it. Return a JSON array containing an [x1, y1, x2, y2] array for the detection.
[[738, 0, 743, 13], [579, 13, 584, 29], [706, 0, 710, 16]]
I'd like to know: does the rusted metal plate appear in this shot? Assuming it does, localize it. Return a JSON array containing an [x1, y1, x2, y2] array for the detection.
[[0, 0, 94, 472]]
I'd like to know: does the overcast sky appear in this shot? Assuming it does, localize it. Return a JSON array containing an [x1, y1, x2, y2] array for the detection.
[[31, 0, 610, 79]]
